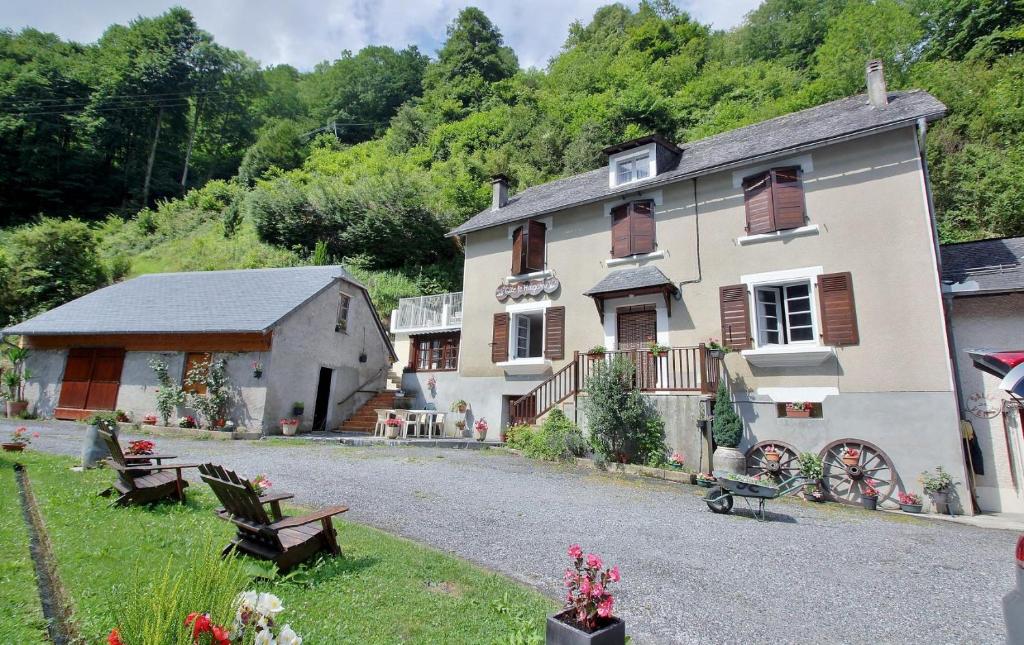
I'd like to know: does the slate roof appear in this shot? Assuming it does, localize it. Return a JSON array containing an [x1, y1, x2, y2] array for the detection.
[[583, 266, 676, 296], [449, 90, 947, 237], [941, 236, 1024, 296], [3, 266, 362, 335]]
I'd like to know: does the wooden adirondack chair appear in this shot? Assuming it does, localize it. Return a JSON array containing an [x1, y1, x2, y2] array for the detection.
[[198, 463, 348, 572], [98, 429, 197, 505]]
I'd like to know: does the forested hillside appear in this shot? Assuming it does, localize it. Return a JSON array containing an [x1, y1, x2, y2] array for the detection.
[[1, 0, 1022, 326]]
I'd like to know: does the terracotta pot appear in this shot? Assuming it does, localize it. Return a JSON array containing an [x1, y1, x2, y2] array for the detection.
[[2, 443, 25, 452], [786, 407, 811, 418], [546, 610, 625, 645], [842, 455, 859, 467], [5, 401, 28, 418], [764, 452, 781, 463]]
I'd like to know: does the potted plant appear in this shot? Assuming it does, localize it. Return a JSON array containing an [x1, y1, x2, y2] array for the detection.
[[547, 544, 624, 645], [142, 414, 158, 426], [384, 416, 402, 439], [124, 440, 155, 456], [280, 418, 300, 436], [798, 451, 824, 501], [450, 399, 468, 413], [898, 491, 923, 513], [785, 401, 811, 418], [695, 405, 709, 432], [251, 360, 264, 379], [178, 415, 197, 429], [669, 451, 685, 470], [251, 474, 272, 494], [705, 338, 730, 359], [763, 444, 781, 463], [862, 479, 880, 510], [586, 345, 607, 360], [3, 426, 37, 452], [2, 347, 32, 418], [695, 472, 717, 488], [647, 341, 669, 358], [711, 381, 745, 474], [291, 401, 304, 417], [841, 447, 861, 467], [920, 466, 955, 513], [455, 419, 467, 436], [474, 417, 489, 441]]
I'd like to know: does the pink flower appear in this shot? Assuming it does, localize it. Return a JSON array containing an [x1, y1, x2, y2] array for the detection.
[[579, 577, 591, 595], [563, 569, 577, 587], [586, 553, 603, 569], [608, 565, 621, 582], [591, 582, 604, 598], [568, 544, 583, 559], [597, 596, 614, 618]]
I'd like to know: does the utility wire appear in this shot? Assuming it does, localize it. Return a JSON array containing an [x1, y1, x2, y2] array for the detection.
[[0, 86, 247, 109]]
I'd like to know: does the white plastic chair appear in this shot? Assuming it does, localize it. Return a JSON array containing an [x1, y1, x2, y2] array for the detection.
[[373, 409, 392, 437]]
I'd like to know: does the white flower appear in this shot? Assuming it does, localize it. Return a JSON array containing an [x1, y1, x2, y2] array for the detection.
[[256, 592, 284, 616], [253, 629, 276, 645], [278, 624, 302, 645], [237, 590, 259, 611]]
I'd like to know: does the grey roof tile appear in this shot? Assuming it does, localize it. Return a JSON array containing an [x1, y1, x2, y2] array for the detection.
[[584, 265, 675, 296], [941, 236, 1024, 295], [449, 90, 947, 236], [3, 265, 362, 335]]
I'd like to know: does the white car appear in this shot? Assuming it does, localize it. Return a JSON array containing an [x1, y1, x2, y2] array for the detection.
[[966, 350, 1024, 643]]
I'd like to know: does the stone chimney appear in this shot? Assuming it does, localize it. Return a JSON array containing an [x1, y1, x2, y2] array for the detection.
[[866, 59, 888, 108], [491, 174, 509, 211]]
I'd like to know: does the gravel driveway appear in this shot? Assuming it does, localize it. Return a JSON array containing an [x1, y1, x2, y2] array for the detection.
[[10, 421, 1015, 644]]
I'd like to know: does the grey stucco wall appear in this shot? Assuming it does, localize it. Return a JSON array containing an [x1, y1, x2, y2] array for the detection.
[[23, 349, 67, 417], [265, 280, 391, 433], [400, 370, 473, 437]]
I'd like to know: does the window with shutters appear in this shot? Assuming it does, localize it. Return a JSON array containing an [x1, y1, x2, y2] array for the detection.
[[753, 282, 815, 346], [492, 305, 565, 365], [611, 200, 656, 259], [511, 220, 546, 275], [409, 333, 460, 372], [741, 167, 806, 235]]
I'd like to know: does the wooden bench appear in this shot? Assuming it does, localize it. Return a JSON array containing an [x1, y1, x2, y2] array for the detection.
[[198, 463, 348, 572], [98, 429, 197, 506]]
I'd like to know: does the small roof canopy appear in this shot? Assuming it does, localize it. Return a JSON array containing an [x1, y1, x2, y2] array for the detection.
[[966, 349, 1024, 399], [583, 266, 679, 323]]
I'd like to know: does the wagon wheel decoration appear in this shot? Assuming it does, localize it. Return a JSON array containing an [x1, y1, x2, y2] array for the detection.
[[819, 439, 897, 505], [745, 440, 800, 487]]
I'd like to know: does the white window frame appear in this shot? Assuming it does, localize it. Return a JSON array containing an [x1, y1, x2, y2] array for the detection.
[[336, 292, 352, 333], [753, 282, 816, 347], [499, 300, 551, 368], [607, 142, 658, 188]]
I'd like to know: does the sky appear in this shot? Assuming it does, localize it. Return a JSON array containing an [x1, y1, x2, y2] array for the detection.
[[2, 0, 761, 70]]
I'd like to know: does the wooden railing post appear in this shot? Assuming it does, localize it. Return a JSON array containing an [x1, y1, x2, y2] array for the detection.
[[699, 343, 708, 394]]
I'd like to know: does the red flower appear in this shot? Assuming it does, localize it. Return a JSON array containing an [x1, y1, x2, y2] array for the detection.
[[185, 612, 212, 638], [108, 628, 124, 645], [211, 624, 232, 645]]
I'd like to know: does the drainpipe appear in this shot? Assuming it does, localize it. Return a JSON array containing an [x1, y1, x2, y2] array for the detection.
[[916, 117, 978, 513]]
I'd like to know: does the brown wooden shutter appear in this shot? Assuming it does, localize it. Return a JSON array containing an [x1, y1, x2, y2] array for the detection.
[[182, 352, 211, 395], [611, 205, 630, 258], [511, 226, 525, 275], [719, 284, 752, 350], [57, 349, 96, 409], [85, 349, 125, 410], [818, 272, 859, 346], [743, 171, 775, 235], [526, 220, 546, 272], [630, 200, 655, 255], [491, 313, 510, 363], [544, 306, 565, 360], [771, 167, 805, 231]]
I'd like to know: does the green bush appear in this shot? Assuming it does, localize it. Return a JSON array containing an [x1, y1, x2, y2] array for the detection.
[[504, 424, 534, 451], [712, 380, 742, 449], [521, 409, 586, 462], [581, 357, 666, 464]]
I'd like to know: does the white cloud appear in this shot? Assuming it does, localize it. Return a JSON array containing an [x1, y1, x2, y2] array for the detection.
[[2, 0, 760, 70]]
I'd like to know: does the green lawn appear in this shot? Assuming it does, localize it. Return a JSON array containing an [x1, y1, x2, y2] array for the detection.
[[0, 459, 47, 642], [2, 452, 557, 643]]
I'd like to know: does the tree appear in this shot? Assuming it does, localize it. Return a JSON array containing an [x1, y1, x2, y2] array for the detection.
[[917, 0, 1024, 61], [4, 217, 108, 322], [581, 356, 666, 464], [734, 0, 846, 69], [237, 120, 308, 185], [712, 380, 743, 449]]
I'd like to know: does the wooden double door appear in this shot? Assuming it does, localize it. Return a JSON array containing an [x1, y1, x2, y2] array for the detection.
[[55, 348, 125, 419], [616, 306, 658, 388]]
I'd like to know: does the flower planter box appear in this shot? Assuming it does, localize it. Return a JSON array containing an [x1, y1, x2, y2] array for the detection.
[[900, 503, 923, 514], [764, 452, 781, 463], [5, 401, 28, 418], [862, 496, 878, 511], [785, 407, 811, 418], [546, 611, 625, 645], [2, 443, 25, 452]]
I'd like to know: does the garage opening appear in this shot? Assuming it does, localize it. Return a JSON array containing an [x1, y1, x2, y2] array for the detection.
[[55, 348, 125, 420]]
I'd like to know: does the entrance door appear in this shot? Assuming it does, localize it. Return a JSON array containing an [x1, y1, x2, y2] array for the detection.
[[312, 367, 333, 432], [616, 306, 658, 388], [56, 348, 125, 419]]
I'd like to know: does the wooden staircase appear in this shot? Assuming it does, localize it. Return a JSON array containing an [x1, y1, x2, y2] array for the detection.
[[339, 390, 398, 433]]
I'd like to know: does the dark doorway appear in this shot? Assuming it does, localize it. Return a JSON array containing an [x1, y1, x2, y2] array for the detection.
[[312, 367, 333, 432]]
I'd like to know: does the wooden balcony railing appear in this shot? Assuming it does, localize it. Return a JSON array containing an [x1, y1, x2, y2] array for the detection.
[[509, 344, 722, 425]]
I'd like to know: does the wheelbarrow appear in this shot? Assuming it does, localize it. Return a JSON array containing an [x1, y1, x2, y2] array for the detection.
[[704, 471, 804, 521]]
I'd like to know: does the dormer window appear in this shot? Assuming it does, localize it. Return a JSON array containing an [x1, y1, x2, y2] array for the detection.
[[616, 153, 650, 185]]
